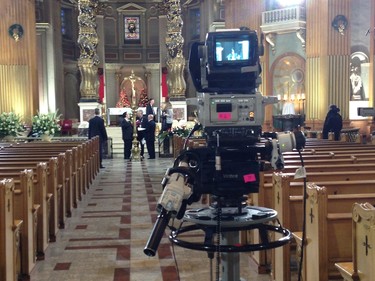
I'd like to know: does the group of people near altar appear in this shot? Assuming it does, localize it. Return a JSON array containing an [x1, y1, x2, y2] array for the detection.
[[121, 98, 156, 160], [120, 98, 174, 160]]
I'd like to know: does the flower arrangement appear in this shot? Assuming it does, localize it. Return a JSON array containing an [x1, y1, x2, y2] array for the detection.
[[0, 112, 25, 138], [158, 120, 193, 142], [31, 111, 61, 136]]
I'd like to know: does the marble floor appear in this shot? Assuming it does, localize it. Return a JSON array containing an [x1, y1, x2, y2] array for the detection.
[[30, 155, 280, 281]]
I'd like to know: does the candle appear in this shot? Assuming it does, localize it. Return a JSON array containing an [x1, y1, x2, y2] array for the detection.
[[283, 94, 288, 101], [277, 94, 281, 101], [291, 94, 295, 101], [301, 93, 306, 100]]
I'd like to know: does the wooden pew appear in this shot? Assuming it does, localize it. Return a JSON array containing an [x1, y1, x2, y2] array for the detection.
[[335, 202, 375, 281], [282, 152, 375, 161], [0, 139, 97, 278], [0, 152, 74, 216], [0, 178, 22, 281], [0, 155, 67, 229], [283, 145, 375, 155], [283, 156, 375, 166], [9, 169, 40, 279], [0, 158, 60, 242], [272, 179, 375, 281], [290, 184, 375, 281], [0, 140, 99, 238], [303, 128, 360, 142], [3, 142, 91, 194], [8, 137, 99, 185], [0, 162, 51, 260], [249, 139, 375, 273], [249, 167, 375, 272], [0, 138, 99, 240], [0, 147, 82, 208]]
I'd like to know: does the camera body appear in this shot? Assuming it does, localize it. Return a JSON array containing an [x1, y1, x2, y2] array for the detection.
[[187, 92, 277, 146], [189, 29, 262, 94], [144, 29, 303, 257], [182, 29, 280, 200]]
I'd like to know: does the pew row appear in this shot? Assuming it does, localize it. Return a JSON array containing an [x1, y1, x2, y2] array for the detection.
[[247, 140, 375, 272], [1, 137, 100, 182], [249, 166, 375, 272], [0, 157, 65, 232], [272, 180, 375, 281], [335, 202, 375, 281], [0, 152, 75, 218], [0, 170, 39, 280], [0, 179, 22, 281], [0, 138, 100, 280], [0, 162, 51, 260]]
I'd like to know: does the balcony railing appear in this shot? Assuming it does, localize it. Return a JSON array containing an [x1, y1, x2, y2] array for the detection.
[[261, 6, 306, 33]]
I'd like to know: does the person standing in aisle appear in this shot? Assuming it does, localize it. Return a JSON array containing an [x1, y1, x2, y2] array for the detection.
[[145, 114, 156, 159], [121, 111, 133, 159], [136, 109, 146, 160], [88, 108, 108, 168], [322, 104, 343, 141]]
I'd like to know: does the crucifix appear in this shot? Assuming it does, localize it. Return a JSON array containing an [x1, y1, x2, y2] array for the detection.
[[309, 208, 315, 223], [363, 235, 372, 256]]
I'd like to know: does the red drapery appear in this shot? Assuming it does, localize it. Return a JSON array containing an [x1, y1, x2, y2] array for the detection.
[[161, 68, 168, 98], [98, 74, 104, 103]]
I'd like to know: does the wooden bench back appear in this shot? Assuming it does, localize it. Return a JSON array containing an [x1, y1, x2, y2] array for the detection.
[[352, 202, 375, 280], [0, 179, 19, 281]]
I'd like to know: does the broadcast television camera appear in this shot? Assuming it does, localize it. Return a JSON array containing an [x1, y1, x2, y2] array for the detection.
[[144, 28, 305, 258]]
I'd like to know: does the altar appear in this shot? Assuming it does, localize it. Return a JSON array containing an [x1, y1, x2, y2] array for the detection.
[[273, 114, 305, 131], [107, 107, 163, 125]]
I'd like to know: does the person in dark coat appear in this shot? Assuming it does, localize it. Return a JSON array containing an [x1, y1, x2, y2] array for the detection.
[[121, 111, 133, 159], [88, 108, 108, 168], [146, 98, 156, 121], [322, 104, 343, 141], [136, 109, 146, 160], [145, 114, 156, 159]]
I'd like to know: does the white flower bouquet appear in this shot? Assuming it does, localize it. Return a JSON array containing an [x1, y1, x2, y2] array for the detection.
[[0, 112, 25, 138], [31, 111, 61, 136]]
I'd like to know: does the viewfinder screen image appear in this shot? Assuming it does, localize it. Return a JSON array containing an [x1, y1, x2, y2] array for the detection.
[[215, 39, 250, 62], [216, 103, 232, 112]]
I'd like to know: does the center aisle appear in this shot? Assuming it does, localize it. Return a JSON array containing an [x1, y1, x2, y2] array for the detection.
[[30, 157, 271, 281]]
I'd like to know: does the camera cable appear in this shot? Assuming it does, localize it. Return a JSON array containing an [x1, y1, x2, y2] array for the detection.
[[215, 200, 222, 281], [170, 217, 182, 281], [296, 149, 306, 281]]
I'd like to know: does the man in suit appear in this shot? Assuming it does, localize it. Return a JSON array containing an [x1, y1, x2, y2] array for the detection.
[[121, 111, 133, 160], [145, 114, 156, 159], [146, 98, 156, 121], [136, 109, 146, 160], [88, 108, 108, 168]]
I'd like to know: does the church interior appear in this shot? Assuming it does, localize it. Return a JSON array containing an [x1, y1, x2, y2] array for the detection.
[[2, 0, 375, 281]]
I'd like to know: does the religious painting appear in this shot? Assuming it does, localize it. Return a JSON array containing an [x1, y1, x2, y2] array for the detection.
[[124, 16, 140, 43], [348, 51, 370, 119], [82, 109, 95, 122], [272, 54, 305, 116], [349, 0, 371, 119], [349, 52, 368, 101], [171, 101, 187, 122]]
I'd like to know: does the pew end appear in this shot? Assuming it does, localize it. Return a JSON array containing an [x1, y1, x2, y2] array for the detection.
[[1, 179, 22, 281], [335, 202, 375, 281]]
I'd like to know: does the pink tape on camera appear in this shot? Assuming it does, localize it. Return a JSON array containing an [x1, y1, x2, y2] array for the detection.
[[217, 113, 231, 120], [243, 174, 256, 183]]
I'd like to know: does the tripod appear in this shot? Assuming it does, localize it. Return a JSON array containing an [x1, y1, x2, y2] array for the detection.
[[170, 205, 292, 281]]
